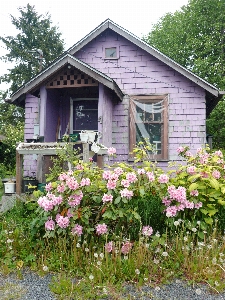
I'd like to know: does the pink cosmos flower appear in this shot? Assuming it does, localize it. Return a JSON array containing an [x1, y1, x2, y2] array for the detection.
[[187, 166, 196, 175], [57, 183, 66, 193], [71, 224, 83, 236], [56, 215, 70, 228], [142, 226, 153, 237], [146, 171, 155, 182], [121, 179, 130, 188], [45, 219, 55, 231], [126, 172, 137, 183], [177, 146, 185, 154], [190, 190, 199, 197], [107, 180, 117, 190], [120, 188, 133, 199], [45, 183, 53, 192], [107, 147, 116, 155], [158, 174, 169, 184], [121, 241, 133, 255], [212, 170, 221, 179], [105, 241, 113, 253], [96, 223, 108, 235], [102, 194, 113, 203], [114, 167, 123, 176]]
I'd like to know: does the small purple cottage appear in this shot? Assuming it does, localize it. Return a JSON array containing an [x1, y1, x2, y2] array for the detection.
[[8, 19, 222, 192]]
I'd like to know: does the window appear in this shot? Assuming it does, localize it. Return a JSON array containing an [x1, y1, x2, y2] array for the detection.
[[130, 95, 168, 160], [104, 47, 118, 59], [70, 98, 98, 134]]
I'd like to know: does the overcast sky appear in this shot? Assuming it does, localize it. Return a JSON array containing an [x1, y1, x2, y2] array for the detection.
[[0, 0, 189, 91]]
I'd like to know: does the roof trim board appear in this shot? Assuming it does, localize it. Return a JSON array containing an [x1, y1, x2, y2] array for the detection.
[[8, 54, 124, 104], [68, 19, 220, 97]]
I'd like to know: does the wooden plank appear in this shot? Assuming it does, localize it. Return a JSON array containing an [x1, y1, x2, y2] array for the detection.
[[16, 151, 23, 195], [82, 143, 89, 163]]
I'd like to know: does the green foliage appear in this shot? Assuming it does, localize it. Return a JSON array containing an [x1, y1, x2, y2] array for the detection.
[[0, 4, 64, 93], [144, 0, 225, 89], [144, 0, 225, 147]]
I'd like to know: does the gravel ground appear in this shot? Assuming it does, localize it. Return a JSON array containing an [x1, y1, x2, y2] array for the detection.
[[0, 269, 225, 299]]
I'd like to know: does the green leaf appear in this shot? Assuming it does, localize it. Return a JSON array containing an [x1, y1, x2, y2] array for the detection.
[[218, 199, 225, 206], [208, 178, 220, 190], [189, 182, 199, 191], [118, 210, 123, 217], [139, 187, 145, 196], [204, 217, 213, 225], [188, 174, 201, 182], [122, 198, 128, 203], [198, 231, 205, 240], [102, 210, 113, 218], [114, 196, 121, 204], [200, 208, 208, 215], [207, 209, 218, 217], [221, 185, 225, 194]]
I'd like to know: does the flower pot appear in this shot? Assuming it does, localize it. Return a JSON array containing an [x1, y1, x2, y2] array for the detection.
[[37, 183, 46, 193], [87, 131, 96, 143], [80, 131, 89, 143], [69, 133, 79, 142], [4, 182, 16, 194]]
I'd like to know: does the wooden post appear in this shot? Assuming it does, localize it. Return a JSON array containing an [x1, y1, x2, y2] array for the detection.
[[97, 155, 104, 169], [16, 151, 23, 195], [83, 143, 89, 163]]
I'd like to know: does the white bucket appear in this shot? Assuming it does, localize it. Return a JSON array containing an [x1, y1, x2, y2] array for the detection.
[[87, 131, 96, 143], [80, 132, 89, 143], [4, 182, 16, 194]]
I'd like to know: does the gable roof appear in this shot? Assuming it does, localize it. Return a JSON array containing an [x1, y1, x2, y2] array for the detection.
[[7, 53, 124, 105], [68, 19, 221, 98]]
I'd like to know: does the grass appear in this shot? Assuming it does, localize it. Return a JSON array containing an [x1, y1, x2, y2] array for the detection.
[[0, 198, 224, 299]]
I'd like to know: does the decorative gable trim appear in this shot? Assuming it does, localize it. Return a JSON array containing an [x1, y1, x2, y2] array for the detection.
[[7, 54, 123, 105]]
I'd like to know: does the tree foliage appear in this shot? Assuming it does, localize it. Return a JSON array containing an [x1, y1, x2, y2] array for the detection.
[[0, 4, 65, 93], [144, 0, 225, 148], [0, 4, 65, 173]]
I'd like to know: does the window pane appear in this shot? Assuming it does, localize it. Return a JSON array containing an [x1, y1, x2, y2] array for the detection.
[[73, 100, 98, 132]]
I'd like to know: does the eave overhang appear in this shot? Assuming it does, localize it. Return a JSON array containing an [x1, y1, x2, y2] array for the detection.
[[6, 53, 123, 105]]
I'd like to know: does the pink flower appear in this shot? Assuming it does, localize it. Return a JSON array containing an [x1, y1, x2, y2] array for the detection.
[[80, 178, 91, 186], [190, 190, 199, 197], [76, 164, 84, 170], [102, 194, 113, 203], [177, 146, 185, 154], [107, 180, 117, 190], [138, 169, 146, 175], [109, 173, 119, 181], [58, 172, 69, 181], [68, 191, 83, 206], [57, 183, 66, 193], [105, 241, 113, 253], [52, 195, 63, 206], [67, 209, 74, 218], [162, 197, 171, 206], [89, 158, 93, 162], [158, 174, 169, 184], [195, 202, 203, 209], [185, 201, 195, 209], [114, 167, 123, 176], [146, 171, 155, 182], [142, 226, 153, 237], [185, 151, 193, 157], [56, 215, 70, 228], [71, 224, 83, 236], [214, 150, 223, 157], [37, 196, 54, 211], [187, 166, 196, 175], [212, 170, 221, 179], [103, 170, 112, 180], [45, 183, 53, 192], [121, 241, 133, 255], [165, 206, 178, 217], [121, 179, 130, 188], [96, 223, 108, 235], [45, 219, 55, 230], [120, 188, 133, 199], [66, 177, 79, 190], [126, 172, 137, 183], [107, 147, 116, 155]]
